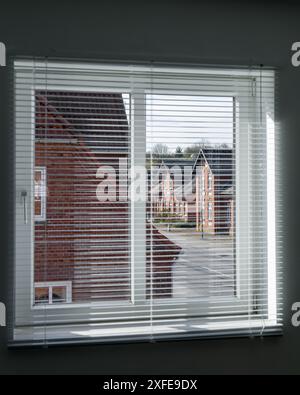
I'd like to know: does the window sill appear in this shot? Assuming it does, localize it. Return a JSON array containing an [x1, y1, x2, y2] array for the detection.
[[10, 318, 282, 348]]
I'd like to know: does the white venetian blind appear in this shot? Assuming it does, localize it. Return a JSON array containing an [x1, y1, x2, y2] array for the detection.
[[11, 59, 282, 347]]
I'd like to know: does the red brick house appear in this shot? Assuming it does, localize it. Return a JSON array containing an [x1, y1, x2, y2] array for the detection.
[[152, 159, 196, 223], [34, 91, 180, 305], [194, 148, 234, 235], [151, 149, 234, 235]]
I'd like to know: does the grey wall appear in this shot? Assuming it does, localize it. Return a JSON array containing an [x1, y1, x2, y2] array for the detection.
[[0, 0, 299, 374]]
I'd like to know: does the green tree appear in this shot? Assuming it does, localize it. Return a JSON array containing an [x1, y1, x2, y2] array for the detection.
[[152, 143, 169, 158], [175, 146, 183, 158]]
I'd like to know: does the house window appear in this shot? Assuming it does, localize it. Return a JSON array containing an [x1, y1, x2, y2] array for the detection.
[[208, 202, 213, 222], [200, 170, 205, 211], [34, 167, 46, 221], [226, 202, 231, 224], [208, 172, 213, 192], [34, 282, 72, 305], [13, 60, 281, 346]]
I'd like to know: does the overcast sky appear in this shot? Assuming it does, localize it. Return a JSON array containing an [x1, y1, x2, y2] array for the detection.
[[122, 94, 234, 152]]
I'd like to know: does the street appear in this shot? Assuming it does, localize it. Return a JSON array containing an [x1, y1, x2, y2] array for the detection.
[[156, 224, 235, 299]]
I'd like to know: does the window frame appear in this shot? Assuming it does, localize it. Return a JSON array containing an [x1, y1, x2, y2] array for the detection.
[[13, 60, 278, 335], [34, 281, 72, 307], [208, 171, 213, 192], [34, 166, 46, 222], [208, 201, 213, 222]]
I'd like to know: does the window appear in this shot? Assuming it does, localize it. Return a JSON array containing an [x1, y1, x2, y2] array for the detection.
[[34, 282, 72, 305], [208, 171, 213, 192], [34, 167, 46, 221], [12, 60, 281, 347], [200, 170, 205, 211], [226, 202, 232, 225], [208, 202, 213, 222]]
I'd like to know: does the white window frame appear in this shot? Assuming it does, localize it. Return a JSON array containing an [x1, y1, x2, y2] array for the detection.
[[208, 201, 213, 222], [34, 166, 46, 222], [34, 281, 72, 307], [14, 60, 278, 333], [208, 171, 213, 192]]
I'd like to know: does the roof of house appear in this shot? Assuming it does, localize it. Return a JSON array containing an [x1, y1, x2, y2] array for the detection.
[[160, 159, 195, 173], [35, 94, 102, 166], [36, 91, 129, 153], [193, 148, 233, 176]]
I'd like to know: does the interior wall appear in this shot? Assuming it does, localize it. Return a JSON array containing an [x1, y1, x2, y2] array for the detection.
[[0, 0, 299, 374]]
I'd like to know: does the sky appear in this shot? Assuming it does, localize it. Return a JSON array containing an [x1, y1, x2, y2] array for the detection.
[[122, 94, 234, 153]]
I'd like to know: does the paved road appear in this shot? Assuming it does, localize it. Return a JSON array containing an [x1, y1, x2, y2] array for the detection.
[[156, 225, 235, 299]]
